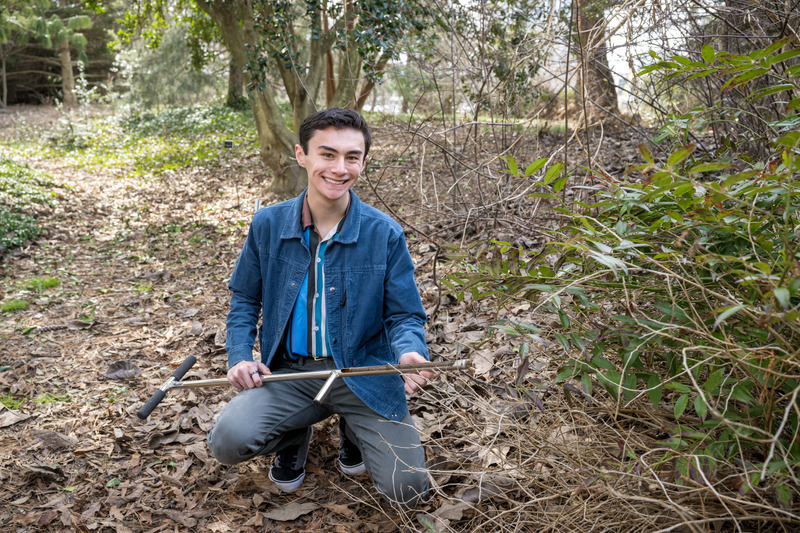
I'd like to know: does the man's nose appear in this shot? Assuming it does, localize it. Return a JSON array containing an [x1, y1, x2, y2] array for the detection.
[[332, 157, 347, 174]]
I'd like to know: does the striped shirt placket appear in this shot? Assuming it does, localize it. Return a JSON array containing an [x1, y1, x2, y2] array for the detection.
[[307, 222, 342, 358]]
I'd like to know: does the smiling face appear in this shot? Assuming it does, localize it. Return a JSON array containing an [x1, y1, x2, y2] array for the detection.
[[296, 126, 367, 212]]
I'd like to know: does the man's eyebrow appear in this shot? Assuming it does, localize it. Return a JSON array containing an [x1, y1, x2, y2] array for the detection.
[[317, 145, 363, 156]]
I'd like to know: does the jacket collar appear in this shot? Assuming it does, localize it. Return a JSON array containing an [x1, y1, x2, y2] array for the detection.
[[280, 189, 361, 244]]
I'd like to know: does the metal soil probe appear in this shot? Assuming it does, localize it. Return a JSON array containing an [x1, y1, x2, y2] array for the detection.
[[138, 355, 470, 419]]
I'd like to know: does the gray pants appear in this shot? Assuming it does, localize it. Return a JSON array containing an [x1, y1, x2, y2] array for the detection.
[[207, 357, 429, 507]]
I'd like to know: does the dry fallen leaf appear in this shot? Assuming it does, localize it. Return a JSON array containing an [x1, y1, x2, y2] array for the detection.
[[0, 406, 32, 428], [104, 360, 142, 380], [262, 502, 321, 521]]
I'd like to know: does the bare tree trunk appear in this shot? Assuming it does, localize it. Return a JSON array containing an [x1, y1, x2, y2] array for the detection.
[[196, 0, 304, 193], [1, 52, 7, 108], [575, 0, 618, 120], [59, 41, 77, 107], [226, 58, 244, 106], [329, 0, 362, 109]]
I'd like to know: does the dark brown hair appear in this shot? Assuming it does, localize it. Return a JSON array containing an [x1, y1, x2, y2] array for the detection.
[[298, 108, 371, 159]]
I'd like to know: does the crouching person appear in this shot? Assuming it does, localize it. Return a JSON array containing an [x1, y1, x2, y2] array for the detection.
[[208, 108, 433, 507]]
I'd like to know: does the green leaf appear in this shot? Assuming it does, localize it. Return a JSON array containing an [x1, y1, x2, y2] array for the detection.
[[701, 44, 716, 64], [543, 162, 565, 185], [638, 143, 654, 164], [713, 304, 745, 329], [771, 49, 800, 64], [590, 355, 616, 371], [674, 393, 689, 420], [774, 288, 790, 309], [501, 155, 519, 177], [106, 477, 121, 488], [748, 39, 787, 60], [667, 382, 692, 394], [553, 176, 568, 193], [731, 384, 757, 405], [725, 68, 769, 89], [623, 373, 637, 403], [749, 84, 795, 101], [647, 374, 663, 407], [528, 192, 558, 200], [555, 365, 577, 383], [688, 162, 733, 175], [703, 368, 725, 393], [694, 395, 708, 420], [598, 370, 622, 399], [775, 484, 792, 510], [558, 309, 570, 329], [723, 170, 759, 188], [524, 158, 548, 177], [666, 144, 696, 168], [580, 372, 592, 397]]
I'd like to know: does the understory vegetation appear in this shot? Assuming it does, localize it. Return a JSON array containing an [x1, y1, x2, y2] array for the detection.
[[2, 25, 800, 533], [0, 158, 57, 252], [446, 40, 800, 526]]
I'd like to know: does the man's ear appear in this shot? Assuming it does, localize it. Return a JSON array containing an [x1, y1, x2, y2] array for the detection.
[[294, 144, 306, 167], [363, 155, 370, 168]]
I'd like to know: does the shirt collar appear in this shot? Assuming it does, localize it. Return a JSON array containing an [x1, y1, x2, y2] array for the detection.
[[301, 193, 351, 238]]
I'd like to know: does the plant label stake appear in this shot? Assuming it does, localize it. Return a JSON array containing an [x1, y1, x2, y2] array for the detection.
[[138, 355, 470, 419]]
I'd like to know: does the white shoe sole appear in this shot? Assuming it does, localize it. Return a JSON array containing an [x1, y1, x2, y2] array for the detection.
[[338, 459, 367, 476], [268, 468, 306, 492]]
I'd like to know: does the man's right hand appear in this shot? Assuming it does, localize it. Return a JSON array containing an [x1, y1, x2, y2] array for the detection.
[[228, 360, 271, 391]]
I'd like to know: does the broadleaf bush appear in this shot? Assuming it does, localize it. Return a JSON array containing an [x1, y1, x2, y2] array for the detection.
[[446, 40, 800, 510]]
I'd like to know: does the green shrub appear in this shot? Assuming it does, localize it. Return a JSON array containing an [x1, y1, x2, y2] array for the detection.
[[0, 207, 40, 251], [0, 159, 56, 251], [0, 159, 55, 210], [446, 39, 800, 508]]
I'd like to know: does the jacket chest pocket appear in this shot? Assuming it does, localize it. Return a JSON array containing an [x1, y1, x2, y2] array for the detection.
[[344, 268, 385, 341]]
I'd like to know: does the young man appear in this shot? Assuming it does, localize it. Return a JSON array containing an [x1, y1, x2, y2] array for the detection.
[[208, 108, 434, 507]]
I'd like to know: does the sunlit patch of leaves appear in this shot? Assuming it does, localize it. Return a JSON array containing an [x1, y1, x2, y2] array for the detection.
[[31, 105, 258, 177]]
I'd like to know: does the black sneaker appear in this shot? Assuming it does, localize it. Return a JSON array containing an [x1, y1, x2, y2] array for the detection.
[[268, 426, 313, 492], [338, 417, 367, 475]]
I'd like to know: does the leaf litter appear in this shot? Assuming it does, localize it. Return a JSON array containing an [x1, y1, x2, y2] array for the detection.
[[0, 107, 782, 532]]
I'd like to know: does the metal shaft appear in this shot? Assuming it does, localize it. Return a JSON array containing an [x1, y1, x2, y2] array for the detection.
[[138, 358, 470, 419]]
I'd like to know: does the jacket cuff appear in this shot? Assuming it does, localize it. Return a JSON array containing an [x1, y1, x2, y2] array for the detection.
[[227, 345, 254, 369]]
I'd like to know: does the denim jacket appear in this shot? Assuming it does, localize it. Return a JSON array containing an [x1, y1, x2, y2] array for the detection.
[[226, 189, 429, 420]]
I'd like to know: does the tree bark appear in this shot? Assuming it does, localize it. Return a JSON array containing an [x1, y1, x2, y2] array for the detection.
[[575, 0, 618, 120], [226, 58, 244, 107], [59, 41, 77, 107], [1, 52, 7, 108], [196, 0, 304, 193]]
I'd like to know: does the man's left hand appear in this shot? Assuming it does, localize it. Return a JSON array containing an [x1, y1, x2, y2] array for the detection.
[[399, 352, 435, 395]]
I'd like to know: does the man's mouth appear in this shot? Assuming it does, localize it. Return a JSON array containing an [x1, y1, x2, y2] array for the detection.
[[322, 176, 348, 185]]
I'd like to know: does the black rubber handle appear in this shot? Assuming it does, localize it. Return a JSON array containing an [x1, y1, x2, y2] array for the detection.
[[137, 356, 197, 420], [171, 355, 197, 380], [137, 389, 166, 420]]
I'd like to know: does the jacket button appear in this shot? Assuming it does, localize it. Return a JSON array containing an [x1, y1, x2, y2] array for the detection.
[[291, 282, 296, 287], [329, 287, 335, 293], [332, 339, 337, 344]]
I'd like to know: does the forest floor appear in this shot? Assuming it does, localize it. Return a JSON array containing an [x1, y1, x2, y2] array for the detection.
[[0, 104, 681, 533]]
